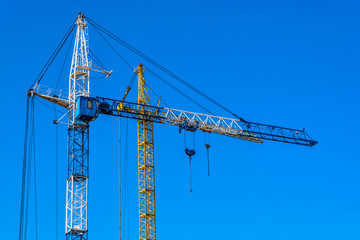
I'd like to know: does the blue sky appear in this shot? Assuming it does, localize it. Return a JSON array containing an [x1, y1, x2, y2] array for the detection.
[[1, 0, 360, 239]]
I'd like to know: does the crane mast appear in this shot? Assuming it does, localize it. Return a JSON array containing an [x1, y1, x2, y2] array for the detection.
[[66, 13, 90, 240], [137, 64, 156, 240]]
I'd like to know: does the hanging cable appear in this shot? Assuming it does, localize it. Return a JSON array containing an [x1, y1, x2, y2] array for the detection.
[[35, 97, 66, 114], [89, 48, 107, 70], [23, 119, 32, 240], [87, 17, 217, 115], [53, 104, 59, 240], [146, 81, 170, 108], [118, 116, 121, 240], [184, 130, 196, 193], [86, 17, 248, 122], [31, 20, 76, 89], [24, 98, 34, 240], [189, 157, 192, 193], [52, 27, 71, 238], [184, 129, 187, 148], [123, 118, 130, 240], [146, 67, 214, 114], [32, 101, 38, 240], [126, 73, 137, 90], [91, 24, 133, 70], [185, 148, 196, 193], [55, 28, 75, 90], [19, 97, 37, 240], [204, 133, 211, 176], [19, 98, 30, 240]]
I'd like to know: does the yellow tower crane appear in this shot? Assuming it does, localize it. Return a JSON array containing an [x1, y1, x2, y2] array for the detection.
[[137, 64, 156, 240]]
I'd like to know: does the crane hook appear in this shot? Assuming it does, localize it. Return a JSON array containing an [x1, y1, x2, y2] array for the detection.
[[185, 148, 196, 193], [205, 144, 210, 176]]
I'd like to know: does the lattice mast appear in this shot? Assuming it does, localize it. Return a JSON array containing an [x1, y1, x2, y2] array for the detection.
[[66, 13, 91, 240], [137, 64, 156, 240]]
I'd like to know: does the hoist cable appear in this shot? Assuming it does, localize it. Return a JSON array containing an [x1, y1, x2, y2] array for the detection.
[[184, 131, 187, 148], [86, 17, 247, 122], [126, 119, 130, 240], [54, 105, 59, 240], [204, 133, 211, 176], [206, 147, 210, 176], [123, 119, 130, 240], [32, 101, 38, 240], [19, 98, 39, 240], [19, 98, 36, 240], [119, 117, 121, 240], [24, 98, 34, 240], [31, 20, 76, 89], [189, 157, 193, 193], [19, 97, 30, 240]]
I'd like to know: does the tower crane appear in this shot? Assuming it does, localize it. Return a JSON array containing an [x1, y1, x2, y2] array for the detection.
[[26, 13, 317, 240]]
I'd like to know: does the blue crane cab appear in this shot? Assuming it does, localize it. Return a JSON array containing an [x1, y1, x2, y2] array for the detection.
[[75, 96, 99, 122]]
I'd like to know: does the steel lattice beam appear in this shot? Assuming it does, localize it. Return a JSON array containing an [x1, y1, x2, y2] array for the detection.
[[137, 64, 156, 240], [66, 13, 90, 240], [32, 83, 317, 147]]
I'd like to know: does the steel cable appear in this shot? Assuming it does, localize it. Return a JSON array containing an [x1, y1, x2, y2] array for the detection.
[[146, 67, 214, 114], [86, 17, 247, 122], [91, 23, 133, 70], [31, 20, 76, 89], [55, 29, 75, 90], [19, 97, 30, 240]]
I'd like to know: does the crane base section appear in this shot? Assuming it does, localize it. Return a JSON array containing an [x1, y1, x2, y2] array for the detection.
[[66, 124, 89, 240]]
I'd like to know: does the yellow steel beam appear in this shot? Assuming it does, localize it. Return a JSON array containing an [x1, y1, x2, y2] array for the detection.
[[137, 64, 156, 240]]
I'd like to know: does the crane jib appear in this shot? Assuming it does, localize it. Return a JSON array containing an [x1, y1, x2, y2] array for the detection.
[[72, 96, 317, 147], [29, 85, 317, 147]]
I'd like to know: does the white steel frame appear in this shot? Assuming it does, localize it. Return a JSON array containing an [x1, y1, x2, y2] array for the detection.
[[65, 13, 91, 240]]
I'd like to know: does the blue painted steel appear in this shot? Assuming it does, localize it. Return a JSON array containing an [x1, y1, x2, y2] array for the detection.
[[67, 124, 89, 177], [179, 121, 198, 133], [75, 97, 98, 122], [66, 123, 89, 239], [66, 232, 87, 240], [94, 96, 317, 147]]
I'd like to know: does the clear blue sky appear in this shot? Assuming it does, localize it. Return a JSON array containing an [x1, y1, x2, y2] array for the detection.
[[1, 0, 359, 239]]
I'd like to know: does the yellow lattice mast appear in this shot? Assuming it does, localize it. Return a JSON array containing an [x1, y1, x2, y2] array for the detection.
[[137, 64, 156, 240]]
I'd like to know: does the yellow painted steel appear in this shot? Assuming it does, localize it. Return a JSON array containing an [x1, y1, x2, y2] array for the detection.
[[136, 64, 156, 240]]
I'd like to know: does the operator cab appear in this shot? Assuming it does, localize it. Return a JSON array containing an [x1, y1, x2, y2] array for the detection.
[[75, 96, 98, 122]]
